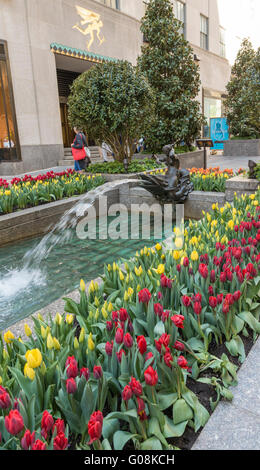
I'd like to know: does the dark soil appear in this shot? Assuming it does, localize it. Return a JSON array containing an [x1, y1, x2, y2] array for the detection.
[[171, 330, 256, 450]]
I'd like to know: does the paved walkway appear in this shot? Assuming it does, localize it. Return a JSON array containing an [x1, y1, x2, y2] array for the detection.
[[207, 153, 260, 172], [2, 153, 260, 181], [192, 336, 260, 450]]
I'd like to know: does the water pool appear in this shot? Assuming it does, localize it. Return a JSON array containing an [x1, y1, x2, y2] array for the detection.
[[0, 215, 173, 329]]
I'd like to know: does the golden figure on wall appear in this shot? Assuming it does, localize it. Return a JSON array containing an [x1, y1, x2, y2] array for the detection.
[[73, 5, 105, 51]]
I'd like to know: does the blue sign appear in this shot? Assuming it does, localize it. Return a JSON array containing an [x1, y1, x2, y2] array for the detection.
[[210, 117, 229, 150]]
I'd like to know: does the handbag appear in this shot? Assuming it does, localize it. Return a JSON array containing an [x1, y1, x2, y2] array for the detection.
[[84, 146, 91, 158]]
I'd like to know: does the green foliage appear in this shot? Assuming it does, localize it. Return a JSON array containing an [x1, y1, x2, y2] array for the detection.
[[225, 39, 260, 139], [137, 0, 205, 152], [67, 61, 155, 163], [86, 158, 164, 174]]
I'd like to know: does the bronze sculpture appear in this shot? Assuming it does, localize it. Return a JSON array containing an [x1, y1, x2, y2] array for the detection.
[[140, 144, 194, 203], [248, 160, 257, 179]]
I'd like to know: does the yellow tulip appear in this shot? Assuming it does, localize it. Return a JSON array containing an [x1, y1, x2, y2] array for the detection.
[[25, 348, 42, 368], [24, 363, 35, 381], [0, 376, 2, 385], [94, 296, 99, 307], [74, 337, 79, 349], [54, 313, 62, 325], [66, 314, 74, 325], [88, 333, 95, 351], [191, 250, 199, 261], [108, 302, 113, 313], [107, 264, 112, 272], [155, 243, 162, 251], [47, 334, 54, 350], [128, 287, 134, 296], [124, 291, 129, 301], [173, 250, 181, 260], [4, 330, 15, 344], [53, 337, 61, 350], [135, 266, 143, 277], [156, 264, 165, 274], [80, 279, 85, 292], [119, 270, 124, 281], [24, 324, 32, 337]]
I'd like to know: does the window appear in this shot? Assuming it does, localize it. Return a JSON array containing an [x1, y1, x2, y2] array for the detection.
[[203, 97, 222, 137], [173, 1, 186, 36], [200, 15, 209, 50], [96, 0, 120, 9], [0, 40, 20, 162], [220, 27, 226, 58]]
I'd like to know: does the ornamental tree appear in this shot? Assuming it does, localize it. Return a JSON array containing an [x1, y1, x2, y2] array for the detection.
[[137, 0, 204, 152], [224, 39, 260, 139], [67, 61, 154, 162]]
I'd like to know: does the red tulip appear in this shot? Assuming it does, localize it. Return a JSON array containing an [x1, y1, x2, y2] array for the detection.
[[116, 349, 126, 363], [144, 366, 158, 386], [181, 295, 191, 307], [119, 308, 128, 322], [66, 378, 77, 394], [105, 341, 113, 356], [115, 328, 124, 344], [0, 391, 11, 409], [209, 297, 217, 309], [154, 303, 164, 317], [155, 333, 170, 353], [174, 341, 185, 351], [123, 333, 133, 349], [41, 410, 54, 438], [137, 397, 148, 421], [177, 356, 189, 370], [129, 377, 143, 396], [138, 288, 151, 304], [137, 335, 147, 355], [122, 385, 133, 402], [164, 351, 173, 368], [80, 367, 90, 381], [171, 314, 185, 329], [88, 411, 103, 445], [199, 263, 208, 279], [193, 301, 202, 316], [52, 418, 65, 435], [145, 352, 154, 364], [93, 366, 103, 380], [65, 356, 78, 379], [106, 321, 113, 331], [233, 290, 241, 302], [183, 257, 189, 267], [31, 439, 46, 450], [21, 430, 36, 450], [5, 409, 24, 435], [53, 432, 68, 450]]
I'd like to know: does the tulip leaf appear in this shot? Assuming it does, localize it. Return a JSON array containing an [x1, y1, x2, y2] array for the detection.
[[113, 430, 138, 450], [238, 311, 260, 334], [172, 399, 193, 425], [140, 437, 163, 450], [163, 416, 188, 438], [157, 392, 178, 410]]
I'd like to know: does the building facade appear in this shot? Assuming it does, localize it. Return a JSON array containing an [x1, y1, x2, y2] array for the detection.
[[0, 0, 257, 175]]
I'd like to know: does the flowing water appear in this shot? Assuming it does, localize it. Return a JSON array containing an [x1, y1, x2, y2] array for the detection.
[[0, 184, 174, 329]]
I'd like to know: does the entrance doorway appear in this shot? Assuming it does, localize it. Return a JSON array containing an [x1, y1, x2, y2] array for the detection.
[[60, 101, 75, 148]]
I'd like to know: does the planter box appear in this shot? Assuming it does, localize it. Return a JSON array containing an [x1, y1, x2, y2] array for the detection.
[[224, 139, 260, 157], [225, 175, 260, 201], [134, 150, 204, 169]]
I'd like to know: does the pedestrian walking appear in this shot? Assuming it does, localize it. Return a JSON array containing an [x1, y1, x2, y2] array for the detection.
[[71, 127, 91, 172]]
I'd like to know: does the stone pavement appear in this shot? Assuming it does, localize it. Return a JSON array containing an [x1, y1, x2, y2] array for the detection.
[[192, 336, 260, 450], [207, 154, 260, 172]]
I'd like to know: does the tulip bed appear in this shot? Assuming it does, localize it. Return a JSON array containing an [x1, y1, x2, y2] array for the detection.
[[0, 190, 260, 450], [0, 170, 105, 215], [150, 167, 245, 193]]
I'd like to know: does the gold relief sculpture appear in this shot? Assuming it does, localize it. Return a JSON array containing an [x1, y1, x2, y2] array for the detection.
[[73, 5, 105, 51]]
